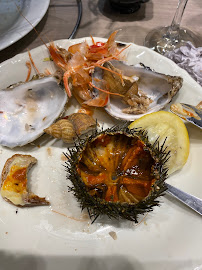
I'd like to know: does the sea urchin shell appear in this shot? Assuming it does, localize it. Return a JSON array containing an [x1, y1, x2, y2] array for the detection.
[[65, 125, 169, 223]]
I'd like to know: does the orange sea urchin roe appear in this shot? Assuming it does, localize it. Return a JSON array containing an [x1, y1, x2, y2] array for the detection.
[[77, 133, 156, 203], [2, 166, 27, 193]]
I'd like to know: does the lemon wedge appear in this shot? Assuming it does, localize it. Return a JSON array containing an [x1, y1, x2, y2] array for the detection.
[[129, 111, 190, 175]]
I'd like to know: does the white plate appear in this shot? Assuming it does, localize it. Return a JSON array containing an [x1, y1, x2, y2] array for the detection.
[[0, 39, 202, 270], [0, 0, 50, 51]]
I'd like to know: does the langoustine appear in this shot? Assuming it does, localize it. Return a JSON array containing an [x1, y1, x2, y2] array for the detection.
[[48, 31, 128, 108]]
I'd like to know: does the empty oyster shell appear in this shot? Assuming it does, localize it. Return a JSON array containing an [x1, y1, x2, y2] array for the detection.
[[0, 76, 67, 148], [94, 60, 183, 121]]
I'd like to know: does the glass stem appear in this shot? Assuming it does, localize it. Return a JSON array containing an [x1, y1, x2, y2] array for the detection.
[[170, 0, 188, 31], [166, 0, 188, 42]]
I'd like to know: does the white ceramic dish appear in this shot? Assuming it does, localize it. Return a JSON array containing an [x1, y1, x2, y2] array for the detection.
[[0, 39, 202, 270], [0, 0, 50, 51]]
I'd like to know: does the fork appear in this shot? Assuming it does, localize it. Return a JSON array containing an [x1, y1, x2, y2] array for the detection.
[[170, 102, 202, 129], [166, 183, 202, 216]]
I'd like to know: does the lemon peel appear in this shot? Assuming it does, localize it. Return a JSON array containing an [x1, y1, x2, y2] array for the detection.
[[129, 111, 190, 175]]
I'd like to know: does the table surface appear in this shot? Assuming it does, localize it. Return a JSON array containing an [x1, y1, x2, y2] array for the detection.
[[0, 0, 202, 63]]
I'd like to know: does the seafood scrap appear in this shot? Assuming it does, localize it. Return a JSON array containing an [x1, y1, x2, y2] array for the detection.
[[170, 101, 202, 129], [102, 61, 153, 114], [98, 60, 183, 120], [44, 113, 97, 143], [48, 31, 128, 108], [1, 154, 49, 206], [47, 31, 182, 120], [0, 76, 67, 148]]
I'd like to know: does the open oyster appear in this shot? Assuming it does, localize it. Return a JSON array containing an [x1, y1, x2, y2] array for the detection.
[[93, 60, 183, 121], [0, 76, 67, 148]]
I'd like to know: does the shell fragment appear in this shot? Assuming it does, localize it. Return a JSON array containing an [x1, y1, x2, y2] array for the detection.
[[0, 76, 67, 148]]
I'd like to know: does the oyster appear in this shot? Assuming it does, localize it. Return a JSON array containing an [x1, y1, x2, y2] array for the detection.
[[0, 76, 67, 148], [66, 125, 169, 222], [93, 60, 183, 121]]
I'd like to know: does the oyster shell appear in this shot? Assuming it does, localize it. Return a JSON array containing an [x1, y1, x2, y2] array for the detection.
[[0, 76, 67, 148], [94, 60, 183, 121]]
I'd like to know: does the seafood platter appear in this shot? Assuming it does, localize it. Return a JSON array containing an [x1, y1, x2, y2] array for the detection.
[[0, 32, 202, 266]]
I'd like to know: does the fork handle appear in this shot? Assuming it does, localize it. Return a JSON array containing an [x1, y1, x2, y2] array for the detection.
[[166, 183, 202, 215]]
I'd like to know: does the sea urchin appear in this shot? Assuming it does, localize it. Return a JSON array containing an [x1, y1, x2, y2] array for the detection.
[[65, 125, 169, 223]]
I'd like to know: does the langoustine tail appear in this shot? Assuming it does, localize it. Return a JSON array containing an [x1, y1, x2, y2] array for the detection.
[[63, 71, 72, 98]]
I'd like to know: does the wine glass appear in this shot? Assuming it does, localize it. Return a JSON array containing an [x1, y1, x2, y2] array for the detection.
[[144, 0, 200, 54]]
